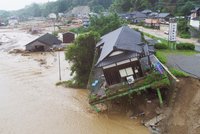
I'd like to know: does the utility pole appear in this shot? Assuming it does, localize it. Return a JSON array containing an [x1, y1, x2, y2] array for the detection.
[[58, 49, 61, 81]]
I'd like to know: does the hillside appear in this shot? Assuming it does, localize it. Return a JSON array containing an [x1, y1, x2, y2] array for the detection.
[[1, 0, 200, 20], [5, 0, 113, 19], [110, 0, 200, 15]]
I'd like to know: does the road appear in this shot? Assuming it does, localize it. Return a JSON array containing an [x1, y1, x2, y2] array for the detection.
[[167, 54, 200, 78], [130, 25, 200, 51]]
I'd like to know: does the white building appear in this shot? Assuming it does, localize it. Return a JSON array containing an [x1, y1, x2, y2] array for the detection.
[[8, 17, 19, 26], [48, 13, 57, 19], [190, 7, 200, 30]]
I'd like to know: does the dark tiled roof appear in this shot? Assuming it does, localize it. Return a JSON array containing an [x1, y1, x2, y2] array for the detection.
[[148, 12, 171, 18], [158, 13, 171, 18], [26, 33, 62, 46], [148, 12, 158, 17], [97, 51, 138, 67], [96, 26, 144, 67], [130, 11, 147, 18]]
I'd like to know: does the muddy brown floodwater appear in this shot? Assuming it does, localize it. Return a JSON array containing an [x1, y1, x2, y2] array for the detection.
[[0, 32, 149, 134]]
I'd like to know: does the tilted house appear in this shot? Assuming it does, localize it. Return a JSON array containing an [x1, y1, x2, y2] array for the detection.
[[26, 33, 62, 52], [95, 26, 153, 86]]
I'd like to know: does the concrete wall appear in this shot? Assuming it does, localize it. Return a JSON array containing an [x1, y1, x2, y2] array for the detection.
[[190, 20, 200, 29]]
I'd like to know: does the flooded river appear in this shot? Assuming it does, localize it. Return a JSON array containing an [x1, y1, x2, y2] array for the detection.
[[0, 30, 149, 134]]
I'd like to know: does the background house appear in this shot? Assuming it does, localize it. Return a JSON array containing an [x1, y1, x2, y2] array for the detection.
[[158, 13, 173, 24], [8, 17, 19, 26], [141, 9, 152, 16], [190, 7, 200, 30], [145, 12, 173, 28], [95, 26, 153, 86], [122, 11, 147, 24], [62, 32, 75, 43], [26, 33, 62, 52]]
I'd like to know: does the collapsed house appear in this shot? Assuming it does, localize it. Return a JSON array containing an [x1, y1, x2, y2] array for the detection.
[[95, 26, 154, 86], [89, 26, 177, 109], [25, 33, 62, 52]]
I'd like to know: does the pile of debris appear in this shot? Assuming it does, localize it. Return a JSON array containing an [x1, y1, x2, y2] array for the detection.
[[9, 49, 26, 54]]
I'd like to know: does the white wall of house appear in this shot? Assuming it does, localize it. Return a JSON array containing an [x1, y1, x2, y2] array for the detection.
[[190, 19, 200, 29], [160, 24, 169, 32]]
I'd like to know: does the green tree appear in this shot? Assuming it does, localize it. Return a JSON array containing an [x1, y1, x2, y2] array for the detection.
[[65, 31, 100, 88], [178, 1, 195, 16], [89, 13, 124, 35], [177, 18, 191, 38]]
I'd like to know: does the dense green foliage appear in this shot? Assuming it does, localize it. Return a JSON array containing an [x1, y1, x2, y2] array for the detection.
[[176, 43, 195, 50], [89, 13, 125, 36], [65, 31, 100, 88], [177, 18, 191, 39], [110, 0, 199, 15], [1, 0, 199, 20]]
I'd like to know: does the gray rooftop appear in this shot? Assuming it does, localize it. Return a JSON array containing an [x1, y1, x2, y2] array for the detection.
[[130, 11, 147, 18], [148, 12, 171, 18], [96, 26, 144, 67], [26, 33, 62, 46], [158, 13, 171, 18]]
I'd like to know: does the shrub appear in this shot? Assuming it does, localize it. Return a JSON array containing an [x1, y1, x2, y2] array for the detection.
[[155, 43, 168, 49], [176, 43, 195, 50], [137, 21, 144, 26], [180, 33, 191, 39]]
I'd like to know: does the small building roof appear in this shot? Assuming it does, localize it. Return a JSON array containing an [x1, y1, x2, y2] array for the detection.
[[149, 12, 158, 16], [130, 11, 147, 18], [148, 12, 172, 18], [26, 33, 62, 46], [191, 7, 200, 12], [96, 26, 144, 67], [158, 13, 171, 18]]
